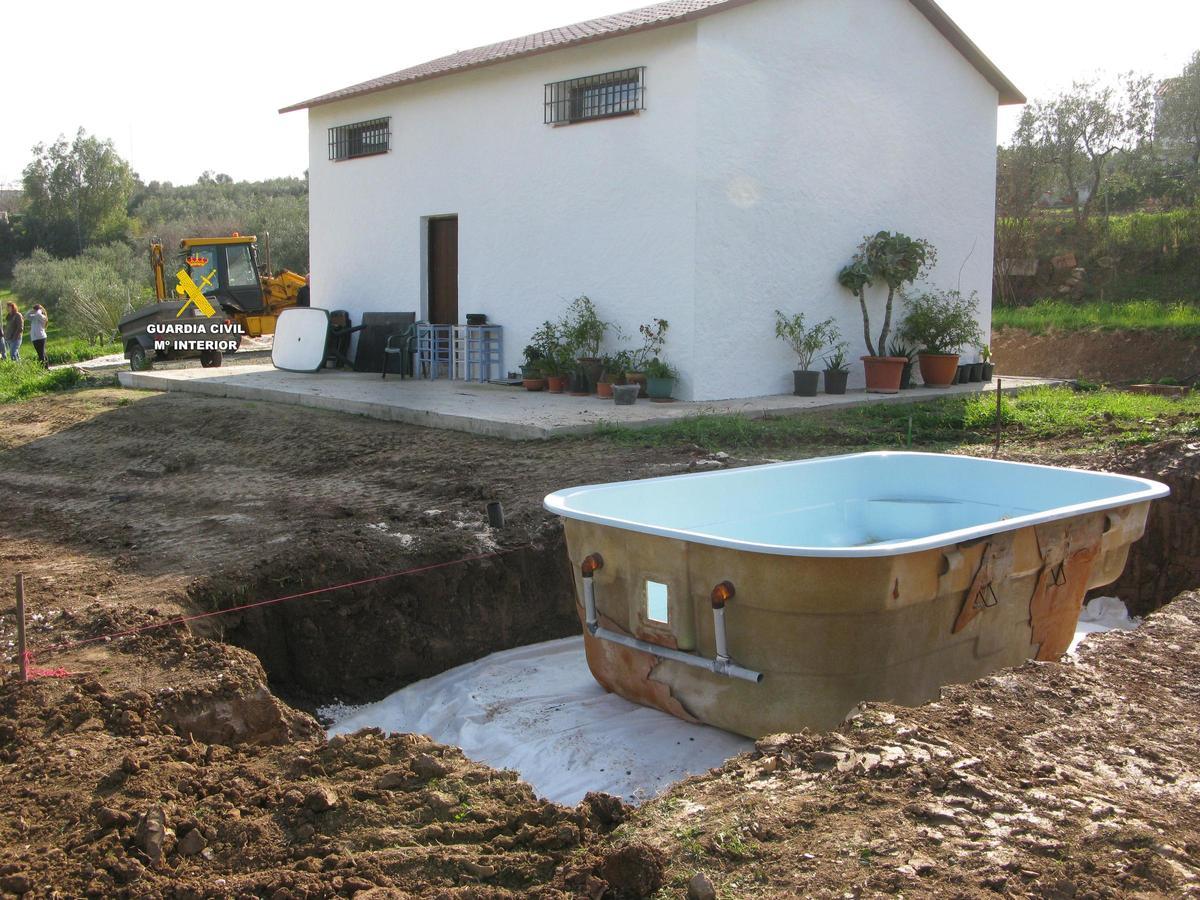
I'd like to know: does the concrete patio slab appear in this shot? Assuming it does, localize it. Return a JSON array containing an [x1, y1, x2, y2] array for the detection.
[[117, 364, 1058, 440]]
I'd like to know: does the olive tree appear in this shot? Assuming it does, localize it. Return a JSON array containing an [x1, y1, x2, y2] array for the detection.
[[1019, 74, 1154, 228]]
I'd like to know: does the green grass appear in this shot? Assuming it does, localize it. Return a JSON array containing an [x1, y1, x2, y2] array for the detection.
[[593, 386, 1200, 454], [0, 280, 122, 364], [993, 299, 1200, 335], [43, 329, 122, 366], [0, 359, 84, 403]]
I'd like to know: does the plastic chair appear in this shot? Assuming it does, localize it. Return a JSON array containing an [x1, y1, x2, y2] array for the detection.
[[381, 324, 416, 380]]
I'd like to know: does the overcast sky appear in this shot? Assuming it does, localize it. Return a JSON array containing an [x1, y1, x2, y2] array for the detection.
[[2, 0, 1197, 188]]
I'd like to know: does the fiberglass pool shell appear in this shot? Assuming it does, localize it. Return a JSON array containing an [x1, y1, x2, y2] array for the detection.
[[544, 452, 1169, 738]]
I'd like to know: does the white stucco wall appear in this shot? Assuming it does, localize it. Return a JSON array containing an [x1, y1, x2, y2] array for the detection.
[[305, 0, 1001, 401], [307, 25, 702, 396], [692, 0, 999, 398]]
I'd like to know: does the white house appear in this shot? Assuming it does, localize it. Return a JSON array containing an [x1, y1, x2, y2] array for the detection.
[[283, 0, 1022, 400]]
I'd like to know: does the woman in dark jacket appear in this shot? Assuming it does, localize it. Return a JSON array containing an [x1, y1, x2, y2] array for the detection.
[[3, 302, 22, 361]]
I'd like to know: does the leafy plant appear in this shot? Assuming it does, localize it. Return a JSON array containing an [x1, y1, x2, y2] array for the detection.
[[773, 310, 838, 371], [899, 289, 984, 355], [837, 231, 936, 357], [529, 320, 573, 377], [980, 344, 992, 362], [599, 352, 628, 385], [887, 339, 916, 361], [627, 317, 669, 371], [560, 295, 609, 359], [644, 357, 677, 380], [823, 345, 849, 373]]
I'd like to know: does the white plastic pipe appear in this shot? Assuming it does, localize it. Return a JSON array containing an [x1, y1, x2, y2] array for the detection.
[[581, 572, 762, 684]]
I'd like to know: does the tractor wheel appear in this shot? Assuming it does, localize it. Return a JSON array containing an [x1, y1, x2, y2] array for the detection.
[[128, 344, 151, 372], [199, 350, 223, 368]]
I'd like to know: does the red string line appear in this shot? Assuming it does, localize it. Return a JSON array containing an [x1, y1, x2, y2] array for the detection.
[[29, 544, 533, 660]]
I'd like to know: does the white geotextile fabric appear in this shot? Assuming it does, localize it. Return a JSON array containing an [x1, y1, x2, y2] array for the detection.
[[325, 599, 1138, 806]]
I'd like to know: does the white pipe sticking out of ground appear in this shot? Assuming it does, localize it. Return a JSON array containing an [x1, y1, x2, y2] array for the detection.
[[321, 598, 1139, 807]]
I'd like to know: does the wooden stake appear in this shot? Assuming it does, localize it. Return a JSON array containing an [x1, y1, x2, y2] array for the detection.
[[15, 573, 27, 682], [993, 378, 1003, 458]]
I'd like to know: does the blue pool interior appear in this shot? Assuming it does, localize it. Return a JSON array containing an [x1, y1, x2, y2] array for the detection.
[[545, 452, 1169, 557]]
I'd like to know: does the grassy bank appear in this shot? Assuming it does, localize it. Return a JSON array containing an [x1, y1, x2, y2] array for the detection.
[[594, 385, 1200, 454], [0, 360, 86, 403], [0, 281, 122, 364], [993, 299, 1200, 334]]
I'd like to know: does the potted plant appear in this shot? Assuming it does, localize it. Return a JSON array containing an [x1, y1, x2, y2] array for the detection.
[[520, 343, 545, 391], [898, 289, 984, 388], [625, 318, 668, 398], [774, 310, 838, 397], [888, 340, 917, 390], [644, 357, 678, 401], [822, 345, 850, 395], [568, 363, 591, 396], [531, 320, 572, 393], [980, 345, 995, 382], [595, 354, 620, 399], [838, 231, 936, 394], [561, 295, 609, 391]]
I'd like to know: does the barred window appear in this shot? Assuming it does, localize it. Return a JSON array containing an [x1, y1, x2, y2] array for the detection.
[[328, 117, 391, 161], [545, 67, 645, 125]]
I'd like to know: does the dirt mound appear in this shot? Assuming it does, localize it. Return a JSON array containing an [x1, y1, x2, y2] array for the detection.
[[1083, 438, 1200, 616], [994, 327, 1200, 383], [556, 592, 1200, 898]]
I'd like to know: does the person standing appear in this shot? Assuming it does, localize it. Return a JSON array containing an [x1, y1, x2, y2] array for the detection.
[[3, 302, 22, 361], [28, 304, 48, 366]]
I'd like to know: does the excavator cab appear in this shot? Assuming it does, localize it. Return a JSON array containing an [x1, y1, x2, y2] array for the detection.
[[180, 236, 266, 315]]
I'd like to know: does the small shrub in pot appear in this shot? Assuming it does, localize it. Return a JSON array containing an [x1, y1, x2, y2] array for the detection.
[[774, 309, 838, 397], [980, 345, 995, 381], [644, 357, 678, 400], [898, 289, 984, 388], [822, 345, 850, 395], [888, 340, 917, 390], [625, 318, 668, 398]]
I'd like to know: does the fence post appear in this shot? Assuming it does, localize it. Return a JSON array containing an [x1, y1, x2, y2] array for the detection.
[[993, 379, 1003, 458], [15, 574, 27, 682]]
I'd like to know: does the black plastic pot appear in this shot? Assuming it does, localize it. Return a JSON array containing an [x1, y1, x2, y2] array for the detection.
[[899, 361, 914, 390], [568, 369, 590, 395], [982, 362, 995, 381], [466, 313, 488, 326], [793, 370, 820, 397], [823, 369, 848, 395], [970, 362, 984, 382]]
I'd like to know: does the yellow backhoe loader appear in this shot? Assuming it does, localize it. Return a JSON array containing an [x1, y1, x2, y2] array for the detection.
[[150, 233, 305, 337]]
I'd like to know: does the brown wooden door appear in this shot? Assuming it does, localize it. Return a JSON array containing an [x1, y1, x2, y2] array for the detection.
[[428, 216, 458, 325]]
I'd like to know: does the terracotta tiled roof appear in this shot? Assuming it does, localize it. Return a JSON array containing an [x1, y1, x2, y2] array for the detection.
[[280, 0, 1022, 113]]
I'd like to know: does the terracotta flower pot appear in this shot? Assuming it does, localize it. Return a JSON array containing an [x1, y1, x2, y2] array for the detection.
[[546, 376, 566, 394], [596, 381, 614, 399], [917, 353, 960, 388], [522, 378, 545, 392], [861, 356, 906, 394]]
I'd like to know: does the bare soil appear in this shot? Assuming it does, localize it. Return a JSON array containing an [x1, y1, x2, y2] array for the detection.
[[0, 388, 1198, 898], [993, 328, 1200, 383]]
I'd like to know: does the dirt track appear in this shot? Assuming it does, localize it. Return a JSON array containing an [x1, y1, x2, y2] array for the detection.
[[1, 387, 1198, 897]]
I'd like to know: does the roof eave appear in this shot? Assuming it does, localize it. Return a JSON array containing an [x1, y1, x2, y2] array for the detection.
[[280, 0, 1024, 115], [907, 0, 1024, 105], [278, 0, 758, 114]]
